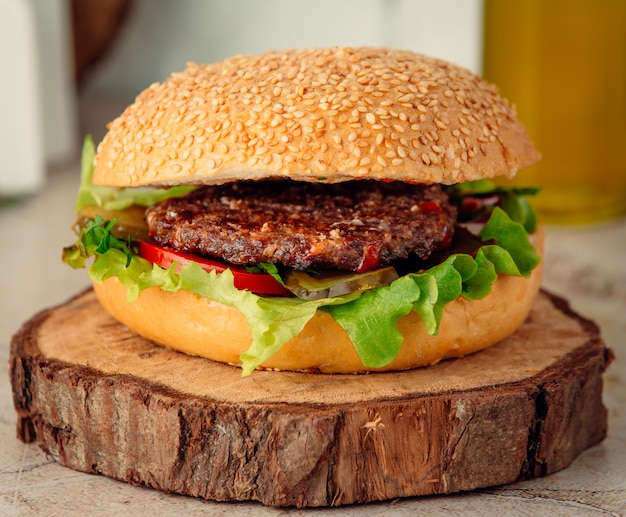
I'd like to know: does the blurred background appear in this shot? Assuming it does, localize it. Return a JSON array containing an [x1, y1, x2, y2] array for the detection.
[[1, 4, 625, 513], [1, 0, 625, 223]]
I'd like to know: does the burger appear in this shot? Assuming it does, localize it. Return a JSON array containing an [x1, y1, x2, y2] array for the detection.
[[63, 47, 543, 375]]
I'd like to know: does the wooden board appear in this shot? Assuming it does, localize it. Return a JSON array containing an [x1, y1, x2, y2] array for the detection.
[[10, 289, 613, 508]]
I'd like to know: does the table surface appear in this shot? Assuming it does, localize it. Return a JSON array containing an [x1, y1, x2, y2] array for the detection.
[[1, 161, 625, 516]]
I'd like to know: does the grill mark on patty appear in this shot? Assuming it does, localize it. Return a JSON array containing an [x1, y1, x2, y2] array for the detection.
[[145, 180, 456, 272]]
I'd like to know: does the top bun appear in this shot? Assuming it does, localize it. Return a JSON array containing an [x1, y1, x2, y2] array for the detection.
[[93, 47, 539, 187]]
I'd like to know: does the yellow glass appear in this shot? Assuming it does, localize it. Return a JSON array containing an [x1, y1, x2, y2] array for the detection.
[[483, 0, 626, 224]]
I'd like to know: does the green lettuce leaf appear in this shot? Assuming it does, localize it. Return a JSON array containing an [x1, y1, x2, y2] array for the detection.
[[62, 215, 134, 268], [479, 207, 541, 276], [245, 262, 286, 286], [324, 275, 420, 367]]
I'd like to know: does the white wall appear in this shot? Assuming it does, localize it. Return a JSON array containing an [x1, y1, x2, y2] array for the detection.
[[84, 0, 483, 102]]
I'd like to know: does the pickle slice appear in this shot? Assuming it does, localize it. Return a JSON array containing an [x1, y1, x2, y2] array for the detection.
[[284, 266, 399, 300]]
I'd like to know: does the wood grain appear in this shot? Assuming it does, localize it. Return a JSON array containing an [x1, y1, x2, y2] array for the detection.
[[9, 289, 613, 507]]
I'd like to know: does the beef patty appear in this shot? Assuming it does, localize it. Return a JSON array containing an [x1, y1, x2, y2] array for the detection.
[[145, 180, 456, 272]]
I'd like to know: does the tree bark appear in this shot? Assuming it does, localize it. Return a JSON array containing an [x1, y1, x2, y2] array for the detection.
[[10, 289, 613, 508]]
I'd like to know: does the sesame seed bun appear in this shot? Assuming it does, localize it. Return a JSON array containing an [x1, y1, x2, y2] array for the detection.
[[92, 229, 544, 373], [93, 47, 539, 187]]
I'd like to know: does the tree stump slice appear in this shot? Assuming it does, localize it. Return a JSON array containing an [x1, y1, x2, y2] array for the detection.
[[10, 288, 613, 508]]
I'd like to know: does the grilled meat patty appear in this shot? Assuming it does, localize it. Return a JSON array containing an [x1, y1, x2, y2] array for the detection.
[[145, 180, 456, 272]]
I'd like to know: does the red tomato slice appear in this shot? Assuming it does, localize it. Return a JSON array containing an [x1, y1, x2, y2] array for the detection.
[[137, 240, 292, 296]]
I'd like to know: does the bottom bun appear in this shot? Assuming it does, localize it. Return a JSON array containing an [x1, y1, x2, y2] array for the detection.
[[93, 232, 544, 374]]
